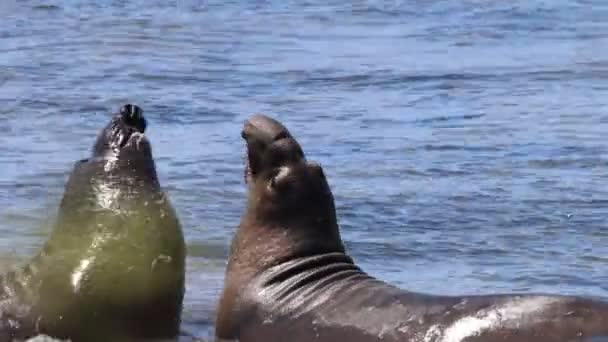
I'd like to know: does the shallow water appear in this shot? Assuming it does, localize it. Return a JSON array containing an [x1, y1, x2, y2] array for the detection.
[[1, 0, 608, 340]]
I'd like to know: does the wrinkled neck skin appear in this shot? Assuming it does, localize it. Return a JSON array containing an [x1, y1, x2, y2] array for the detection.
[[230, 217, 348, 283], [217, 181, 362, 340], [227, 177, 349, 284]]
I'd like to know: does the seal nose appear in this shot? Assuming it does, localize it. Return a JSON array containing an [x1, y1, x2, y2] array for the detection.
[[120, 104, 146, 133], [242, 114, 291, 145], [242, 114, 307, 181]]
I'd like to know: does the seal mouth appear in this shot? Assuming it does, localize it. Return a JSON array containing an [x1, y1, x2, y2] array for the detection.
[[242, 114, 304, 183], [117, 104, 146, 148], [93, 104, 148, 157]]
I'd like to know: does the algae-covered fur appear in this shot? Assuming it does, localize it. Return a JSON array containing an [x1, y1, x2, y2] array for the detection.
[[0, 104, 186, 342]]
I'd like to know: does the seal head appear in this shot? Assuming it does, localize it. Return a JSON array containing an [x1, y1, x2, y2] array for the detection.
[[93, 103, 147, 157], [242, 115, 337, 233], [215, 115, 348, 340]]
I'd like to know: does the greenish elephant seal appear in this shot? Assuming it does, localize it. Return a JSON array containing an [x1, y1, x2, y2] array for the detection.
[[216, 114, 608, 342], [0, 104, 186, 342]]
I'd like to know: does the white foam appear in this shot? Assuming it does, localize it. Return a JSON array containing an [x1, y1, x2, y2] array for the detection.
[[423, 324, 442, 342]]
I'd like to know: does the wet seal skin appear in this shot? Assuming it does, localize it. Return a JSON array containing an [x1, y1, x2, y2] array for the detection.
[[0, 105, 186, 342], [215, 114, 608, 342]]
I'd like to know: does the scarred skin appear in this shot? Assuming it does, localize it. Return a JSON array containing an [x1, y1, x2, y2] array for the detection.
[[0, 105, 186, 342], [215, 114, 608, 342]]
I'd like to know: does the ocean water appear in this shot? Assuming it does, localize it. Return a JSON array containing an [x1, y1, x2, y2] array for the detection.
[[1, 0, 608, 340]]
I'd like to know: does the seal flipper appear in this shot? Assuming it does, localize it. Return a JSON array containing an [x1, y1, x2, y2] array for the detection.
[[0, 265, 41, 339]]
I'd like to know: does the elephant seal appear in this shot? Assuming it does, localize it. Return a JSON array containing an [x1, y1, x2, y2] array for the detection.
[[0, 105, 186, 342], [215, 114, 608, 342]]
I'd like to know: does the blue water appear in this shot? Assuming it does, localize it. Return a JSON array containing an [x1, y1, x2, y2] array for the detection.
[[1, 0, 608, 340]]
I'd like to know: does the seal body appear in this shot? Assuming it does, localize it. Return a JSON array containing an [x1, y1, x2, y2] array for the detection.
[[216, 114, 608, 342], [0, 105, 186, 342]]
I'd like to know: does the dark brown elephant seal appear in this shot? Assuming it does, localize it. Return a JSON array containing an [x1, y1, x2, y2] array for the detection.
[[215, 114, 608, 342], [0, 105, 186, 342]]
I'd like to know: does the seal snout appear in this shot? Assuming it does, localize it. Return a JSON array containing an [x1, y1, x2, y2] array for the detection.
[[120, 104, 146, 134], [116, 104, 148, 150], [242, 114, 305, 182], [242, 114, 291, 145], [93, 104, 150, 157]]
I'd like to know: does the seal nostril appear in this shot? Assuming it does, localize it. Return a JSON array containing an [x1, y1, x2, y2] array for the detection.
[[120, 104, 146, 133]]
